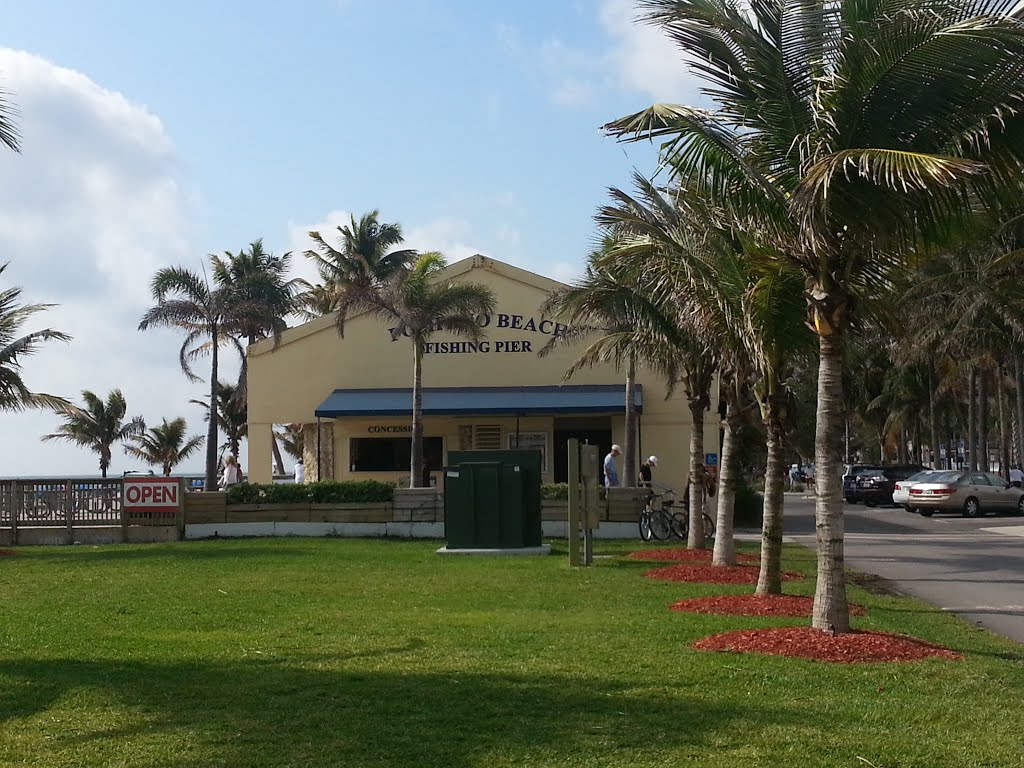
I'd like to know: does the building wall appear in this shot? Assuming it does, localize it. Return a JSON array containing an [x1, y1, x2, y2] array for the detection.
[[248, 256, 719, 489]]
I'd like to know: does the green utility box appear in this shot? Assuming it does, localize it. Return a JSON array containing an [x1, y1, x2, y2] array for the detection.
[[444, 450, 543, 549]]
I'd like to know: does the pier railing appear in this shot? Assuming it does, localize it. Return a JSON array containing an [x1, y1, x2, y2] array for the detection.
[[0, 479, 125, 528]]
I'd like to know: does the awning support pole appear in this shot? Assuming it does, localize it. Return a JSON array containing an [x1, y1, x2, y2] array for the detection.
[[316, 416, 322, 482]]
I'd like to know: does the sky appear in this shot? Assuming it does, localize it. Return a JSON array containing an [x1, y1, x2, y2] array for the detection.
[[0, 0, 703, 476]]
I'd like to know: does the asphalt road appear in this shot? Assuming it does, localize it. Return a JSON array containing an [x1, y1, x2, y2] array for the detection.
[[782, 495, 1024, 644]]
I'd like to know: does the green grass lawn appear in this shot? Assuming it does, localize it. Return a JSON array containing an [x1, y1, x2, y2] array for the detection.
[[1, 538, 1023, 768]]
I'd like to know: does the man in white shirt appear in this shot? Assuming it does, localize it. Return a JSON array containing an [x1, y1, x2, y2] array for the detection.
[[294, 458, 305, 484]]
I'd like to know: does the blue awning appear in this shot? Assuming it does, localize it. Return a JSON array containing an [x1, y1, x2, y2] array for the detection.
[[314, 385, 642, 418]]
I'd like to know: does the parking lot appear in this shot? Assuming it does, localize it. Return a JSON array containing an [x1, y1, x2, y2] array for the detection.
[[784, 495, 1024, 644]]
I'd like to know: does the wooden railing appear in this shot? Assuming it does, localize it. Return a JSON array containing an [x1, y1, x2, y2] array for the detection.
[[0, 479, 124, 529]]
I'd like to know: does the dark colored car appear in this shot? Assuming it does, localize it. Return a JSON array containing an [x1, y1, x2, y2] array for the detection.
[[843, 465, 883, 503], [857, 465, 926, 507]]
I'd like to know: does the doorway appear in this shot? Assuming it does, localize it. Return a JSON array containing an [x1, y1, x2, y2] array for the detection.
[[553, 417, 612, 483]]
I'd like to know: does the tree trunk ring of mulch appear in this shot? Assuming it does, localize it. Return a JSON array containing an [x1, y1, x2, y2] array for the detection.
[[670, 594, 865, 617], [629, 548, 759, 564], [693, 626, 963, 663], [645, 563, 801, 585]]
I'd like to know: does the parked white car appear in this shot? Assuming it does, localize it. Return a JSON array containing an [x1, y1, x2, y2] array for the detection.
[[893, 470, 941, 511]]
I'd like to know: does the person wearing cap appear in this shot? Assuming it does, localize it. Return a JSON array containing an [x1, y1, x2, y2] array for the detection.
[[603, 444, 621, 488], [639, 455, 658, 486]]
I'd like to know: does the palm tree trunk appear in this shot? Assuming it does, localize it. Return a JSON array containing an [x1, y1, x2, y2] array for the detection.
[[623, 354, 637, 487], [997, 368, 1010, 480], [812, 331, 849, 634], [928, 364, 939, 469], [980, 369, 990, 472], [271, 436, 285, 477], [756, 398, 785, 596], [205, 327, 220, 491], [1015, 355, 1024, 468], [410, 337, 425, 489], [687, 398, 706, 550], [242, 331, 280, 475], [898, 427, 908, 464], [712, 391, 740, 566], [968, 368, 978, 471]]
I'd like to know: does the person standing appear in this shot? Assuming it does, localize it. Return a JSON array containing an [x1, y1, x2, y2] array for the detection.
[[1010, 464, 1024, 488], [294, 458, 305, 484], [639, 455, 658, 487], [603, 445, 621, 488], [220, 454, 241, 490]]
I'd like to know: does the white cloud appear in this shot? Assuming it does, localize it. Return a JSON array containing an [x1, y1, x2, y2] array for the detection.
[[597, 0, 700, 103], [0, 49, 221, 477], [499, 0, 702, 108]]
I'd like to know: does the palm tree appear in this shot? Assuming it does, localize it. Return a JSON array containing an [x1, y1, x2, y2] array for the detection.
[[275, 423, 305, 462], [597, 175, 812, 568], [540, 235, 661, 487], [0, 81, 20, 153], [0, 263, 72, 413], [339, 252, 495, 487], [125, 418, 204, 476], [139, 267, 241, 491], [212, 239, 296, 347], [42, 390, 144, 477], [213, 240, 297, 474], [305, 210, 418, 326], [294, 278, 340, 322], [605, 0, 1024, 633], [190, 382, 248, 460]]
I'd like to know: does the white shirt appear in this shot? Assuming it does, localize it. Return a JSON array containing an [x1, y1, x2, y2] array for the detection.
[[222, 464, 241, 487], [294, 463, 305, 484], [1010, 468, 1024, 483]]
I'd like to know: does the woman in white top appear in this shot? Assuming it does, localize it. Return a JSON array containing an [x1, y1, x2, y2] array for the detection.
[[221, 455, 242, 489]]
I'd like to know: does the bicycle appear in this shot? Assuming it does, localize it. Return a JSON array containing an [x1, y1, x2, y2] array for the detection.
[[639, 483, 716, 542], [639, 485, 688, 541]]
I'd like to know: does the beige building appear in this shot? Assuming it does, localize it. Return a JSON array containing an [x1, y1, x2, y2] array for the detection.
[[247, 256, 718, 488]]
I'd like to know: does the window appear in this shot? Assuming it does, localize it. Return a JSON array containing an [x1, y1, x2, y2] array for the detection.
[[350, 437, 443, 472], [508, 432, 548, 473], [457, 424, 502, 451]]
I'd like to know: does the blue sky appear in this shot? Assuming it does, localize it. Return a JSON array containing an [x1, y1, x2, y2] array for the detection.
[[0, 0, 699, 475]]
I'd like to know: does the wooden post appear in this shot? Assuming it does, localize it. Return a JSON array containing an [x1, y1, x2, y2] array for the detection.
[[567, 439, 581, 566], [11, 481, 19, 546], [580, 444, 601, 567], [176, 478, 186, 541], [64, 479, 74, 544]]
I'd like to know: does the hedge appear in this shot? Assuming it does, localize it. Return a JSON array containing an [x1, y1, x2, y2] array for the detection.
[[541, 483, 569, 501], [226, 480, 395, 505]]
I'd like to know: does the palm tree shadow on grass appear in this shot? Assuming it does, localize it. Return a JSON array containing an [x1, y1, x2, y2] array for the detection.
[[0, 656, 794, 768]]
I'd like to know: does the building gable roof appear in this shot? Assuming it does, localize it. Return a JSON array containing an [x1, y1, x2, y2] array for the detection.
[[249, 255, 568, 356]]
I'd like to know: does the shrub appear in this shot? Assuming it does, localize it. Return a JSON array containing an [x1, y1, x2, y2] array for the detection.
[[541, 483, 569, 501], [226, 481, 394, 505], [733, 481, 764, 528]]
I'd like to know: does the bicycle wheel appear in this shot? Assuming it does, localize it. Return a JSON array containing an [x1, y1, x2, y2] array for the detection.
[[670, 512, 688, 540], [649, 511, 672, 540], [638, 509, 654, 542], [702, 513, 716, 540]]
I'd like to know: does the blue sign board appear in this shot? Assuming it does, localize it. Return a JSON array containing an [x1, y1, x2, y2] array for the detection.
[[704, 453, 718, 467]]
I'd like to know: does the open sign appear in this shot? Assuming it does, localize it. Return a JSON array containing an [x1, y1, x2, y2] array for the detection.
[[123, 477, 181, 514]]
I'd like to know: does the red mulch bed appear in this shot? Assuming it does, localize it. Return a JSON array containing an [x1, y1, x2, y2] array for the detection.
[[630, 548, 759, 564], [670, 594, 865, 617], [0, 550, 16, 557], [645, 563, 802, 585], [693, 626, 963, 663]]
